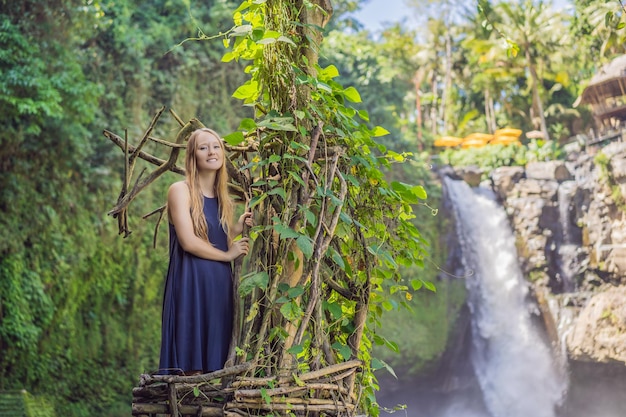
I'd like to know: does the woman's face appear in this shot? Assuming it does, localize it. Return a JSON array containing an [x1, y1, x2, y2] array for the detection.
[[195, 131, 224, 172]]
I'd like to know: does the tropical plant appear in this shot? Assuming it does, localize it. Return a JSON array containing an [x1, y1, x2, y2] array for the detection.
[[209, 0, 431, 414], [488, 0, 572, 141]]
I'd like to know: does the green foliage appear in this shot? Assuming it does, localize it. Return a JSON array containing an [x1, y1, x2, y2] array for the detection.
[[438, 144, 527, 176], [0, 391, 55, 417], [525, 138, 564, 162], [218, 1, 431, 414], [373, 277, 466, 375], [438, 137, 565, 177], [594, 150, 626, 212], [320, 28, 421, 152], [0, 0, 249, 415], [1, 0, 621, 415]]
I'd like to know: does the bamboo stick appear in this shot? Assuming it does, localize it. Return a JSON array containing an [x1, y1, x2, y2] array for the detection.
[[306, 382, 347, 394], [324, 367, 357, 384]]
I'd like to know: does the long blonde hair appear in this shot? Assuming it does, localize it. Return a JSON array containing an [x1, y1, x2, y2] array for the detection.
[[185, 128, 234, 244]]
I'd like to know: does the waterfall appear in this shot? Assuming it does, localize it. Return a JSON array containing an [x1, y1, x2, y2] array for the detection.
[[556, 180, 578, 292], [444, 177, 568, 417]]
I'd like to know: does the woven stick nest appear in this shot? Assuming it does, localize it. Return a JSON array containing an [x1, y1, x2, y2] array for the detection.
[[132, 360, 362, 417]]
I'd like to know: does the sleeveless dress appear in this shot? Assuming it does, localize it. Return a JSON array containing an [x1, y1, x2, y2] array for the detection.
[[158, 196, 233, 374]]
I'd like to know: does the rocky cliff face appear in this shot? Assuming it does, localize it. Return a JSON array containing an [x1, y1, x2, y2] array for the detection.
[[489, 142, 626, 366]]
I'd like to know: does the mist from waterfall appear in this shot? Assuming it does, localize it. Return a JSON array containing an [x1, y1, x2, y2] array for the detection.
[[443, 177, 568, 417]]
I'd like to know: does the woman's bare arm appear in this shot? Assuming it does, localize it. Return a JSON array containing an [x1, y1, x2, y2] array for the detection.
[[168, 182, 248, 261]]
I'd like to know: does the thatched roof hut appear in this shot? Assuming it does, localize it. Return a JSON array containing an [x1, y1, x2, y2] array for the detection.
[[579, 55, 626, 129]]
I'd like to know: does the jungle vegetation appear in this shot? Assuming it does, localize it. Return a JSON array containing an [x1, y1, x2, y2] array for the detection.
[[0, 0, 624, 415]]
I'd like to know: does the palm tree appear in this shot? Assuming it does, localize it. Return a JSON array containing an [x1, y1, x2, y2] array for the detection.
[[494, 0, 571, 141], [580, 1, 626, 59]]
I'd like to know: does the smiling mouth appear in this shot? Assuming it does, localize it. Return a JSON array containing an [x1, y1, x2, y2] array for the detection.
[[207, 158, 218, 162]]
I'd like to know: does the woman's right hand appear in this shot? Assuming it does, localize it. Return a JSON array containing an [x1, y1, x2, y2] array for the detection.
[[228, 237, 250, 260]]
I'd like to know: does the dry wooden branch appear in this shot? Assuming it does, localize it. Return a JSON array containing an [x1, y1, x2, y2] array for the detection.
[[322, 272, 355, 301], [128, 106, 166, 177], [231, 376, 276, 389], [318, 367, 358, 385], [132, 403, 224, 416], [235, 397, 350, 406], [307, 382, 348, 394], [142, 204, 167, 248], [133, 382, 232, 399], [234, 385, 308, 400], [293, 159, 347, 348], [103, 130, 185, 175], [142, 362, 253, 386], [297, 360, 361, 383], [233, 382, 347, 400], [250, 275, 281, 365], [225, 401, 353, 413], [149, 135, 187, 148], [108, 119, 203, 218], [170, 108, 186, 126], [168, 382, 180, 417]]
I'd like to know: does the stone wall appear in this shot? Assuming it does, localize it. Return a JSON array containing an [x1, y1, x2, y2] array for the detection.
[[489, 143, 626, 365]]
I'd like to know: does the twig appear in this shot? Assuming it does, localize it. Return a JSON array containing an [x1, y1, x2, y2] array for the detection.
[[104, 130, 185, 175], [170, 108, 185, 127], [142, 205, 167, 248], [297, 360, 361, 383], [149, 135, 187, 148], [128, 106, 166, 179], [168, 383, 180, 417], [108, 119, 203, 218], [142, 363, 253, 386]]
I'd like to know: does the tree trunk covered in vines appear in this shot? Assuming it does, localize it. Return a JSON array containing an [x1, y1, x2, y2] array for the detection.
[[107, 1, 428, 414], [217, 2, 428, 412]]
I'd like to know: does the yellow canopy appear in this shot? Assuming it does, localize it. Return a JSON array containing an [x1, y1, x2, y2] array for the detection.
[[461, 138, 489, 148], [436, 130, 522, 148], [434, 136, 463, 147], [464, 132, 494, 142], [494, 128, 522, 138], [490, 135, 521, 145]]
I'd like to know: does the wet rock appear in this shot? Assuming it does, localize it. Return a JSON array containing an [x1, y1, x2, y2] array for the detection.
[[457, 165, 483, 187], [491, 166, 525, 200], [526, 161, 573, 182], [609, 156, 626, 182], [489, 144, 626, 366], [567, 286, 626, 364]]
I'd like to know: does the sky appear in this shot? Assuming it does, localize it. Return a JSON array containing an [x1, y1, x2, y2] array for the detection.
[[351, 0, 573, 32]]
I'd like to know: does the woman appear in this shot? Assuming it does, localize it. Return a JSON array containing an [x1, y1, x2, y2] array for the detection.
[[159, 128, 252, 375]]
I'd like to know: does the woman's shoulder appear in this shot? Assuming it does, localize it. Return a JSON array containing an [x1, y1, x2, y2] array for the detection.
[[168, 180, 189, 193], [168, 181, 190, 200]]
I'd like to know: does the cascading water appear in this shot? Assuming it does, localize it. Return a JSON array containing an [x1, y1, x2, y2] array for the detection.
[[443, 177, 568, 417], [556, 180, 578, 292]]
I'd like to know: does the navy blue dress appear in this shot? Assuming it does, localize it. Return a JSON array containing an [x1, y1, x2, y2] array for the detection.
[[158, 196, 233, 374]]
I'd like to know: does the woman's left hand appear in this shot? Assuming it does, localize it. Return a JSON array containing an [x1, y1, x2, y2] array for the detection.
[[238, 211, 254, 229]]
